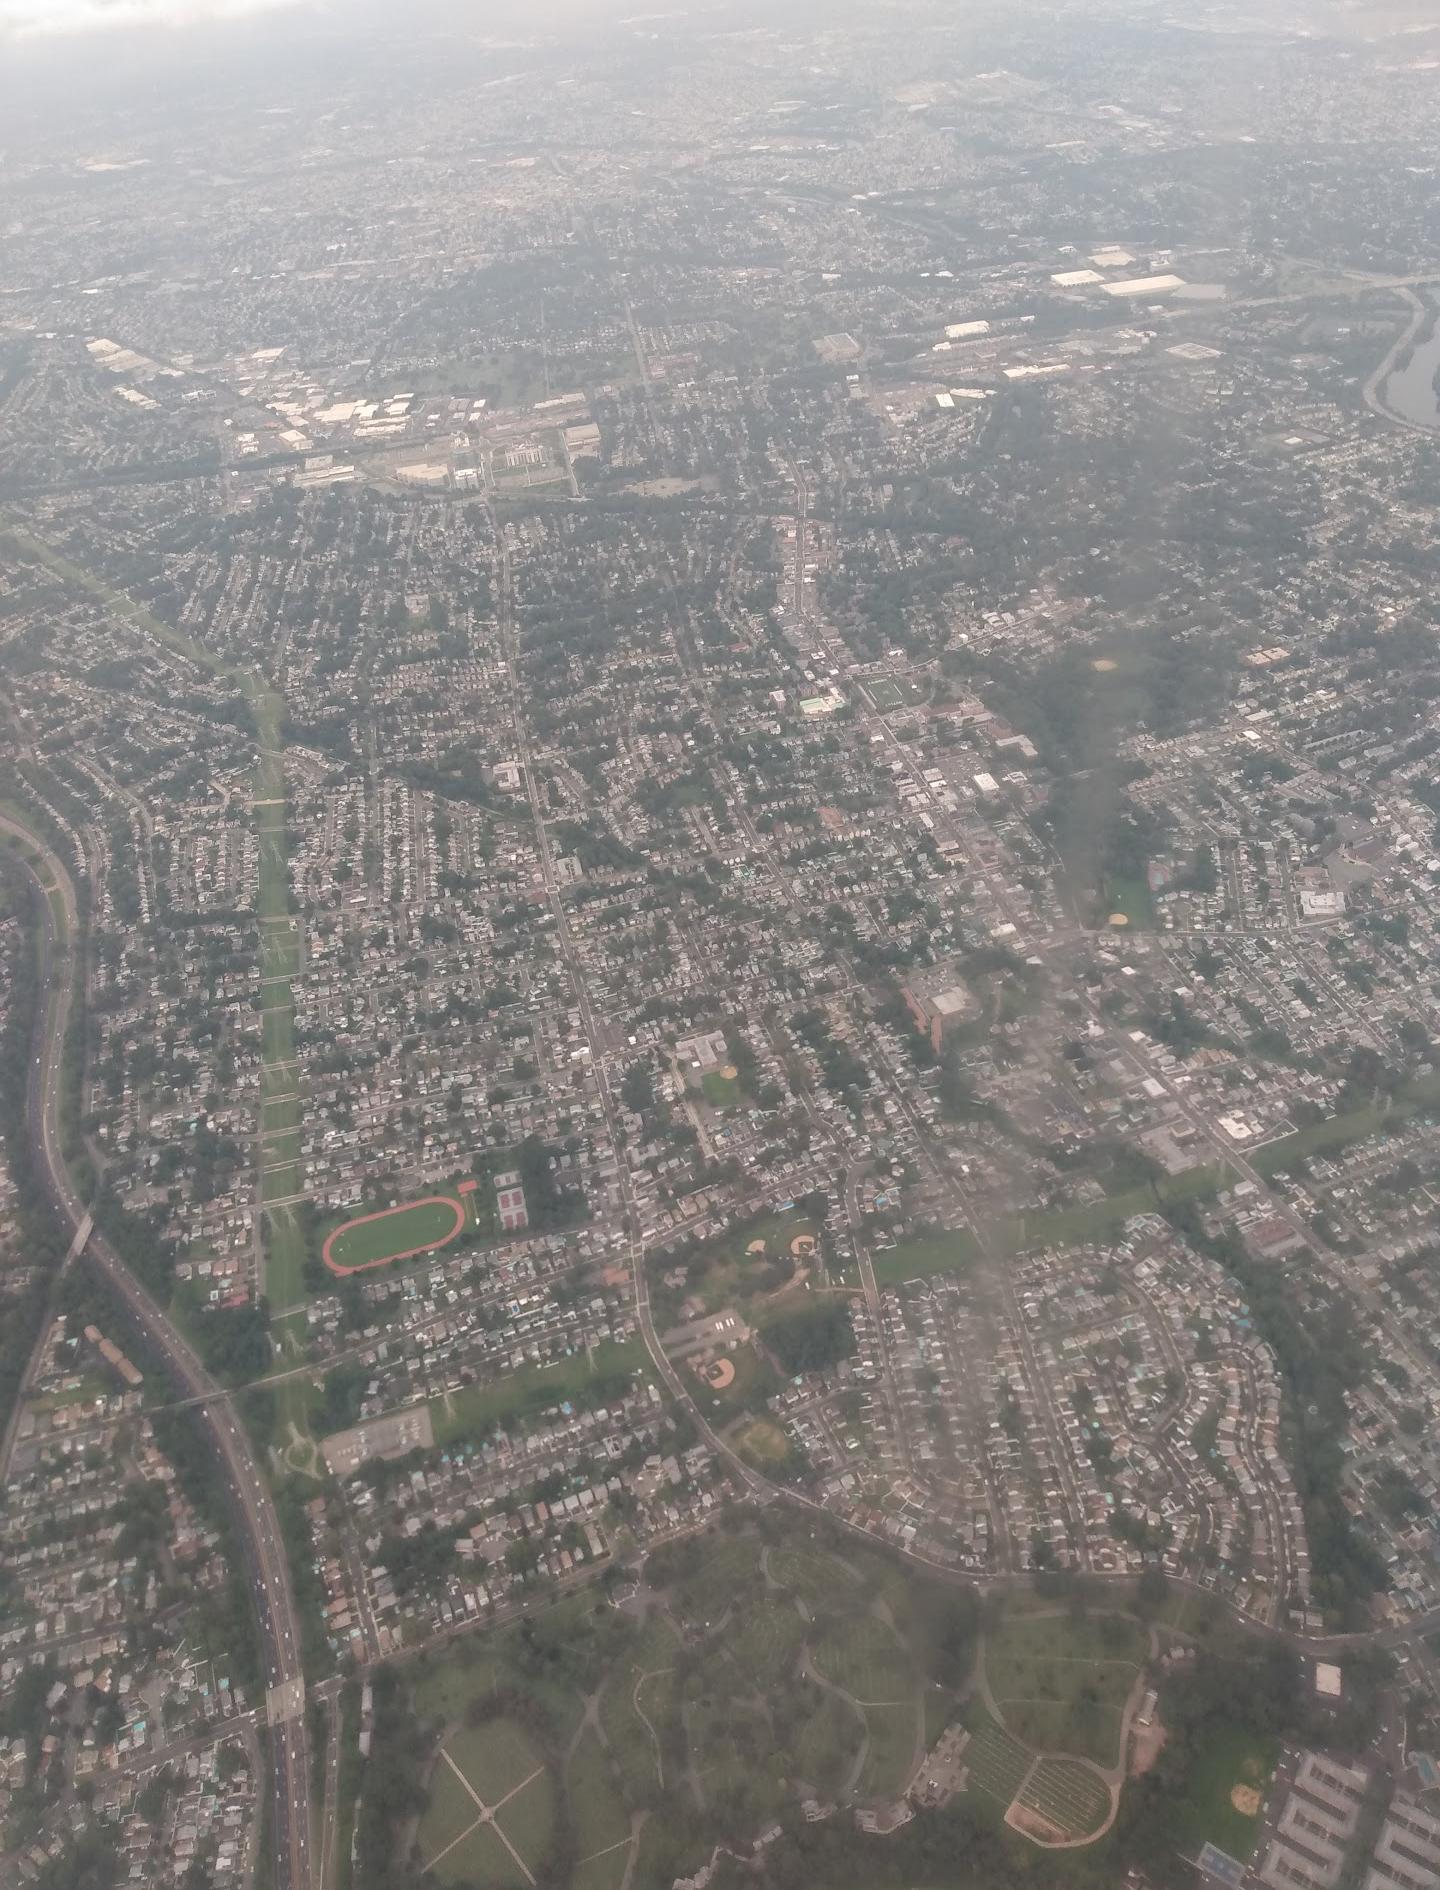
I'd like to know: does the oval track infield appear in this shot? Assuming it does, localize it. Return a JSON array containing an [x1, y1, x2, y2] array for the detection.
[[322, 1194, 466, 1275]]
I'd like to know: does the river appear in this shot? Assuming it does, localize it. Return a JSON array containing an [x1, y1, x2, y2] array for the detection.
[[1381, 311, 1440, 428]]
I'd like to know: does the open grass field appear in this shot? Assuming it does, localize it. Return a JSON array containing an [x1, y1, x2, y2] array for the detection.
[[858, 1701, 919, 1799], [1166, 1722, 1274, 1864], [572, 1847, 630, 1890], [429, 1336, 647, 1445], [429, 1818, 528, 1889], [999, 1698, 1124, 1770], [323, 1194, 465, 1273], [445, 1720, 546, 1806], [700, 1068, 742, 1108], [795, 1688, 863, 1798], [1013, 1162, 1225, 1251], [595, 1617, 677, 1800], [418, 1719, 554, 1886], [1104, 873, 1156, 929], [566, 1729, 631, 1857], [263, 1202, 309, 1311], [735, 1416, 790, 1468], [870, 1229, 979, 1287], [1250, 1069, 1440, 1175], [986, 1612, 1144, 1771], [418, 1755, 484, 1862]]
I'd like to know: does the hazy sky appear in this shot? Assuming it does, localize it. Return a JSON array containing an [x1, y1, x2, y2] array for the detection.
[[0, 0, 304, 33]]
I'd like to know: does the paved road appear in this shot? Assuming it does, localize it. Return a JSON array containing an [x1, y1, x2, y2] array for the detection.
[[1, 812, 312, 1890]]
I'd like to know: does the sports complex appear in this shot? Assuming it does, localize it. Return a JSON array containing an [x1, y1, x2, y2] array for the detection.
[[321, 1190, 470, 1275]]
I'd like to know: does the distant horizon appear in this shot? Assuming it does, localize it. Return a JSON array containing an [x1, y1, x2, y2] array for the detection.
[[0, 0, 306, 37]]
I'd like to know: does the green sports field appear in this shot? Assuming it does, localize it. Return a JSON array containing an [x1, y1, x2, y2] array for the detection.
[[323, 1194, 465, 1273]]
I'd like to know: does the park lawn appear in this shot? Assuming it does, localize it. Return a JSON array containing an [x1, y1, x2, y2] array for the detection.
[[264, 1203, 309, 1307], [870, 1229, 979, 1287], [325, 1194, 464, 1271], [0, 523, 224, 675], [430, 1337, 648, 1445], [987, 1614, 1144, 1769], [1250, 1071, 1440, 1175], [689, 1211, 816, 1313], [858, 1701, 919, 1799], [262, 1089, 303, 1133], [1013, 1162, 1224, 1252], [444, 1719, 546, 1808], [430, 1818, 527, 1889], [415, 1645, 504, 1722], [924, 1684, 960, 1748], [795, 1688, 863, 1798], [999, 1698, 1124, 1770], [1169, 1722, 1275, 1865], [494, 1764, 557, 1873], [1104, 874, 1156, 929], [418, 1756, 482, 1866], [566, 1729, 631, 1857], [693, 1342, 779, 1417], [596, 1622, 677, 1798], [700, 1068, 742, 1108], [261, 1006, 295, 1064], [261, 1127, 303, 1170], [735, 1416, 790, 1468], [988, 1611, 1146, 1671], [572, 1847, 630, 1890]]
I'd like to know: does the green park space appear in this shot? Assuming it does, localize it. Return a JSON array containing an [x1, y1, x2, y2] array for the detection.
[[428, 1336, 648, 1447], [375, 1518, 1301, 1883], [985, 1611, 1146, 1770], [1251, 1070, 1440, 1177], [870, 1228, 979, 1287], [323, 1193, 467, 1274], [694, 1341, 779, 1420], [0, 522, 223, 677], [663, 1209, 819, 1321], [1166, 1722, 1275, 1865], [1013, 1161, 1225, 1252], [1104, 873, 1155, 929], [733, 1414, 791, 1469], [700, 1067, 742, 1108]]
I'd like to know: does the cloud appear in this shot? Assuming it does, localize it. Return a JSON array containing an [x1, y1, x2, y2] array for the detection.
[[0, 0, 305, 35]]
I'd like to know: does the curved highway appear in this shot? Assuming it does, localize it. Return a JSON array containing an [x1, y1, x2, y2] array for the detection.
[[1, 812, 312, 1890]]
